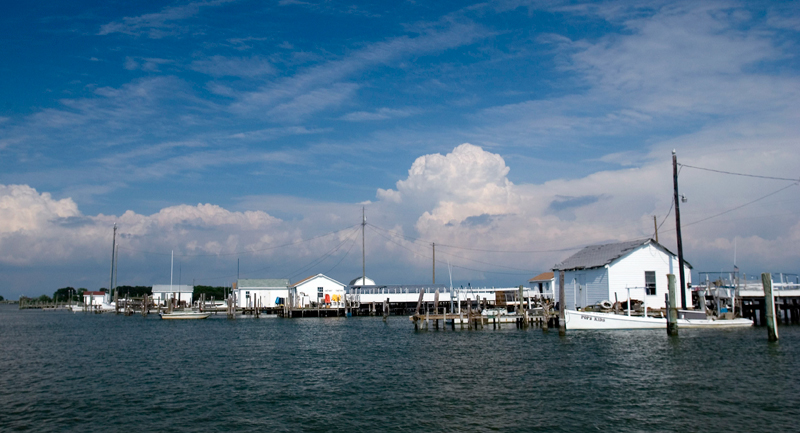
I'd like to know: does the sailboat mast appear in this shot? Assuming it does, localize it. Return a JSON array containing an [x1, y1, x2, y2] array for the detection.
[[108, 223, 116, 295], [672, 150, 687, 310], [362, 207, 366, 285]]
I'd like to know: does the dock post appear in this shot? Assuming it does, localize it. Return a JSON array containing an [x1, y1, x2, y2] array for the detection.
[[763, 273, 778, 341], [558, 270, 566, 336], [383, 297, 389, 322], [467, 298, 472, 329], [667, 274, 678, 336]]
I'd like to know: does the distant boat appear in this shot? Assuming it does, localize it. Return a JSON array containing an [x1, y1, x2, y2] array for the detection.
[[159, 311, 211, 320], [564, 309, 752, 330]]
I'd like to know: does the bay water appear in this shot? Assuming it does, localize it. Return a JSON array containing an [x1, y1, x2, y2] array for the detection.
[[1, 304, 798, 432]]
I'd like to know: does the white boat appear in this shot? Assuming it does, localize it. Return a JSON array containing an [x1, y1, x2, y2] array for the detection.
[[564, 309, 753, 330], [159, 311, 211, 320]]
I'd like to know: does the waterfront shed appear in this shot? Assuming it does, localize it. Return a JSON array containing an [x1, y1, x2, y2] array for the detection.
[[553, 238, 692, 310], [529, 272, 555, 298], [236, 279, 289, 308], [151, 285, 194, 306], [82, 291, 108, 306], [290, 274, 346, 308]]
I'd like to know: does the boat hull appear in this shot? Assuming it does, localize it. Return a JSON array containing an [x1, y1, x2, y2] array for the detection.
[[159, 312, 211, 320], [564, 310, 753, 330]]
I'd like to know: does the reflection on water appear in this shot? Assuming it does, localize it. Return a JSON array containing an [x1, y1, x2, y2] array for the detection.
[[1, 304, 799, 432]]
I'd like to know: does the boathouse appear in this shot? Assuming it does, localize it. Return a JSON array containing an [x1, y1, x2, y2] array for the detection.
[[529, 272, 555, 298], [290, 274, 346, 308], [236, 279, 289, 309], [82, 291, 108, 306], [553, 238, 692, 310], [151, 285, 194, 306]]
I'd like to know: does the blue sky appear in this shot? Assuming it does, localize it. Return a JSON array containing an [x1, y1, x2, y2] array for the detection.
[[1, 0, 799, 296]]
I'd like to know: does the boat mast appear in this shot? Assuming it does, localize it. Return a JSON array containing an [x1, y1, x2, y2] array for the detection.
[[672, 150, 687, 310], [108, 223, 116, 297], [361, 207, 366, 285]]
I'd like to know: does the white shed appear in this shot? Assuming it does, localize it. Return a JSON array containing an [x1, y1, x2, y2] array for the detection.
[[553, 239, 692, 310], [236, 279, 289, 309], [291, 274, 346, 308], [151, 285, 194, 306], [529, 272, 555, 299], [82, 291, 109, 306]]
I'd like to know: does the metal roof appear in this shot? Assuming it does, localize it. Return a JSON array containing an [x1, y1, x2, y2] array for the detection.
[[553, 238, 689, 271], [152, 285, 194, 293], [237, 279, 289, 288], [529, 272, 554, 282]]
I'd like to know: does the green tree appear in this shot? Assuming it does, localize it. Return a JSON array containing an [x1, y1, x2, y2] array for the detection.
[[114, 285, 152, 298], [53, 287, 78, 302], [0, 295, 4, 301], [194, 285, 228, 300]]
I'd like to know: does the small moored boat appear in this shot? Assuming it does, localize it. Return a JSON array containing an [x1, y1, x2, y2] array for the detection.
[[159, 311, 211, 320], [564, 309, 753, 330]]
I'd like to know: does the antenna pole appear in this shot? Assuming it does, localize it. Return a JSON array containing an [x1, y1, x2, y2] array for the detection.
[[672, 150, 687, 310], [432, 242, 436, 284], [653, 215, 658, 243], [362, 207, 366, 285], [108, 223, 116, 293]]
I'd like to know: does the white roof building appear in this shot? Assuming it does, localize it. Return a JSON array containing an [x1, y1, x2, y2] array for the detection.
[[553, 239, 692, 310], [151, 285, 194, 306], [290, 274, 346, 308], [236, 279, 289, 308]]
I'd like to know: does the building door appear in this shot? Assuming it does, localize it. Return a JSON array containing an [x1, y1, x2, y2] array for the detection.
[[577, 273, 586, 308]]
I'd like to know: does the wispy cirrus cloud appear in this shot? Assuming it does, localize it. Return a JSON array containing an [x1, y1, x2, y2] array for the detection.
[[98, 0, 235, 38], [190, 55, 276, 77], [228, 21, 491, 117], [340, 107, 419, 122]]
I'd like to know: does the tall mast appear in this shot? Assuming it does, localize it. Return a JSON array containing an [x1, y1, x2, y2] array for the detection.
[[108, 223, 116, 294], [362, 207, 366, 285], [432, 242, 436, 284], [672, 150, 687, 310]]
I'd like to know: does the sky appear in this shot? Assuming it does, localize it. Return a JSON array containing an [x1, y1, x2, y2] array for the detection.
[[1, 0, 799, 298]]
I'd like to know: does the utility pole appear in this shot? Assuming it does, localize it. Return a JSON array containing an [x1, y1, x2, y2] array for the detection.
[[672, 150, 687, 310], [653, 215, 658, 243], [108, 223, 117, 293], [362, 207, 366, 285], [432, 242, 436, 284]]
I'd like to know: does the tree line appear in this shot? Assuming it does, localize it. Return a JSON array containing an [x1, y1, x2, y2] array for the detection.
[[17, 286, 232, 303]]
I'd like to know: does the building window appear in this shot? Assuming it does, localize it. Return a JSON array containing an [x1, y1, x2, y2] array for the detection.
[[318, 287, 324, 298], [645, 271, 656, 295]]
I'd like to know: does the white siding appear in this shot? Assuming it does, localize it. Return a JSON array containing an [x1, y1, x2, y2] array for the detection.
[[563, 267, 608, 309], [293, 276, 345, 307], [237, 288, 288, 308], [607, 244, 692, 309]]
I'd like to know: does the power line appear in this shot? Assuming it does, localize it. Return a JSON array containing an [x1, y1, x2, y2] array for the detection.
[[663, 182, 798, 231], [366, 222, 583, 253], [679, 163, 799, 182]]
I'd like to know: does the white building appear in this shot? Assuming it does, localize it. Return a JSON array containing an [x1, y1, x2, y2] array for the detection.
[[349, 276, 376, 286], [151, 285, 194, 306], [553, 238, 692, 310], [82, 291, 109, 306], [236, 279, 289, 309], [529, 272, 555, 299], [290, 274, 346, 308]]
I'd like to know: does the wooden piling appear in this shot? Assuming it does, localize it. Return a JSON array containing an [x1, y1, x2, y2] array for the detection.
[[667, 274, 678, 336], [763, 273, 778, 341], [558, 270, 566, 336]]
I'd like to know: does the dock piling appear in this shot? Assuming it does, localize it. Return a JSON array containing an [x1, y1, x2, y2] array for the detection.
[[763, 273, 778, 341], [667, 274, 678, 336]]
